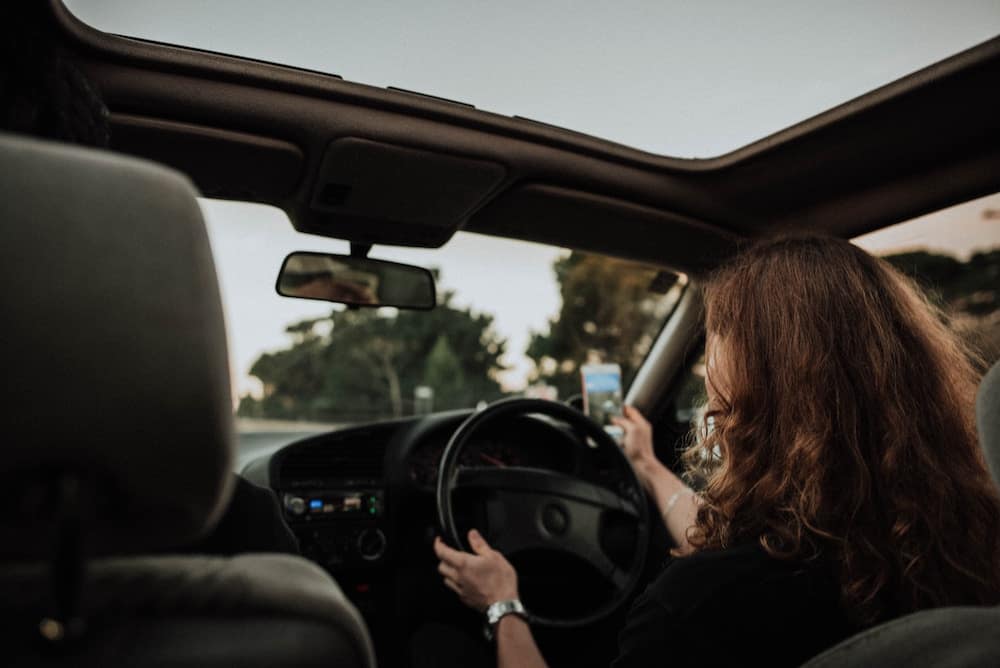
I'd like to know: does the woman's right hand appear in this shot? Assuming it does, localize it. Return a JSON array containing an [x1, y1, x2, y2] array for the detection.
[[613, 406, 697, 552], [611, 405, 661, 488]]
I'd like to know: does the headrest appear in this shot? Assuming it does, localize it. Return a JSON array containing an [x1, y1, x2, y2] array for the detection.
[[0, 132, 234, 558], [977, 360, 1000, 489]]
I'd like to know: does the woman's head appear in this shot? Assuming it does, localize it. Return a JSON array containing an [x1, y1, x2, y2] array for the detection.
[[686, 235, 1000, 625]]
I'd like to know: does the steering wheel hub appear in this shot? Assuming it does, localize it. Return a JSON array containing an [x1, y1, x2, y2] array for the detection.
[[541, 504, 569, 535]]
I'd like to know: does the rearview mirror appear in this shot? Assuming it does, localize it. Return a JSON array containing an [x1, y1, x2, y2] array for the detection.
[[276, 252, 436, 310]]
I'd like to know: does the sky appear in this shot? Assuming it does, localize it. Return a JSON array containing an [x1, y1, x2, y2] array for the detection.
[[854, 192, 1000, 260], [64, 1, 1000, 398], [64, 0, 1000, 157]]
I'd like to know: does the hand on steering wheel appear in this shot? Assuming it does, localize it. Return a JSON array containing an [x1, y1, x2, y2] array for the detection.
[[434, 530, 518, 612]]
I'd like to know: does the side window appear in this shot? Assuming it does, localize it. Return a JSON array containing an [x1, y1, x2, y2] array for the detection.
[[673, 351, 707, 425], [854, 192, 1000, 369], [651, 347, 707, 475]]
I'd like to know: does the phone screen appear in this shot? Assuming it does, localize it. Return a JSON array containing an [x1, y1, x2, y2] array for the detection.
[[581, 363, 623, 427]]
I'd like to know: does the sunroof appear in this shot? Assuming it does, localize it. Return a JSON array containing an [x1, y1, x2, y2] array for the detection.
[[64, 1, 1000, 158]]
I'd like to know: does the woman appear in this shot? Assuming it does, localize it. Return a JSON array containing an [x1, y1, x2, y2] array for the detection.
[[433, 235, 1000, 667]]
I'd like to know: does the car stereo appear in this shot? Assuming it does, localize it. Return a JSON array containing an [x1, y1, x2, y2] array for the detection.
[[282, 486, 387, 567], [284, 489, 383, 518]]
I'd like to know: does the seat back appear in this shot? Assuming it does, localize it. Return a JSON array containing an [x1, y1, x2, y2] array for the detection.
[[0, 132, 374, 667], [802, 360, 1000, 666], [979, 361, 1000, 488]]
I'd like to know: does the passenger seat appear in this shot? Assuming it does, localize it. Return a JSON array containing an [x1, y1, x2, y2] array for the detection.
[[0, 132, 375, 668]]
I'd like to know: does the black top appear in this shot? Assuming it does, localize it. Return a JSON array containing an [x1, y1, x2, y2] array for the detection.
[[612, 543, 853, 667]]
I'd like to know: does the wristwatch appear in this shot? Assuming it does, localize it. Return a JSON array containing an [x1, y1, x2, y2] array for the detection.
[[483, 599, 528, 641]]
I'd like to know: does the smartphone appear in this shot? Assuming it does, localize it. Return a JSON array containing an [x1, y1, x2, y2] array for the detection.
[[581, 363, 623, 428]]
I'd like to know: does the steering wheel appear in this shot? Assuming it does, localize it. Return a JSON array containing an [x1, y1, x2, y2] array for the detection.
[[436, 398, 650, 628]]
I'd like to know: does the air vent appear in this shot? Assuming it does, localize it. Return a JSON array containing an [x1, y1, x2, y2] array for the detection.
[[278, 430, 389, 486]]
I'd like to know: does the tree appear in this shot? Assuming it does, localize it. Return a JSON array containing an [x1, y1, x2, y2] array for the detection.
[[423, 335, 467, 410], [526, 252, 682, 399], [238, 292, 507, 422]]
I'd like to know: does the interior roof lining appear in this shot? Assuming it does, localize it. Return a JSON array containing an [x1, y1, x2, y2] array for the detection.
[[47, 0, 1000, 270], [50, 0, 1000, 173]]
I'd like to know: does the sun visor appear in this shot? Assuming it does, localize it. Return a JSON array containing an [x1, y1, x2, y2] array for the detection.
[[110, 113, 304, 201], [468, 183, 738, 275], [304, 138, 506, 247]]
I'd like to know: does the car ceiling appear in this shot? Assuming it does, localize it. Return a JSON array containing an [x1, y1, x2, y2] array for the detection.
[[47, 1, 1000, 275]]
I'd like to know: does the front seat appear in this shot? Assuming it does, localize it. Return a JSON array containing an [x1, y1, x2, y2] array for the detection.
[[0, 132, 375, 668], [802, 360, 1000, 667]]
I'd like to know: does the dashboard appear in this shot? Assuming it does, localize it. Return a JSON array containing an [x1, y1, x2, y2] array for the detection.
[[241, 411, 582, 567], [240, 409, 623, 666]]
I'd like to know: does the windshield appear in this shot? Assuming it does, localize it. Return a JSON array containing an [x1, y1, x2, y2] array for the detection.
[[203, 200, 685, 431], [64, 1, 1000, 157]]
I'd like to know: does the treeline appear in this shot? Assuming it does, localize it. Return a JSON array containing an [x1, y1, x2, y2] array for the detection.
[[237, 248, 999, 423]]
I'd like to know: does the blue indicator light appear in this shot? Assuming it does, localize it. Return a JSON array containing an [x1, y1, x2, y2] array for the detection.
[[309, 499, 323, 510]]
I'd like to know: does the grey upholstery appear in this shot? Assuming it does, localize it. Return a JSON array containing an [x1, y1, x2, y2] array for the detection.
[[0, 554, 376, 667], [803, 606, 1000, 667], [0, 132, 374, 667], [978, 361, 1000, 487], [0, 131, 232, 557], [802, 359, 1000, 667]]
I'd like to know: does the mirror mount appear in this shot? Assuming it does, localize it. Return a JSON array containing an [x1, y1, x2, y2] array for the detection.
[[346, 241, 371, 311], [349, 246, 373, 308], [350, 242, 372, 259]]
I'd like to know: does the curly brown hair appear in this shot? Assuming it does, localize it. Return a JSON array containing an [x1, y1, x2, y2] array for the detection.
[[684, 235, 1000, 626]]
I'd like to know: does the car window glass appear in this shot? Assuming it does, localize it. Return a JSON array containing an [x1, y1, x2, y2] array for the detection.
[[855, 191, 1000, 369], [673, 352, 707, 426], [200, 199, 686, 433]]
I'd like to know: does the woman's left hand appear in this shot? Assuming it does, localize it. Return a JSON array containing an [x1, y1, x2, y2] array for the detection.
[[434, 529, 519, 611]]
